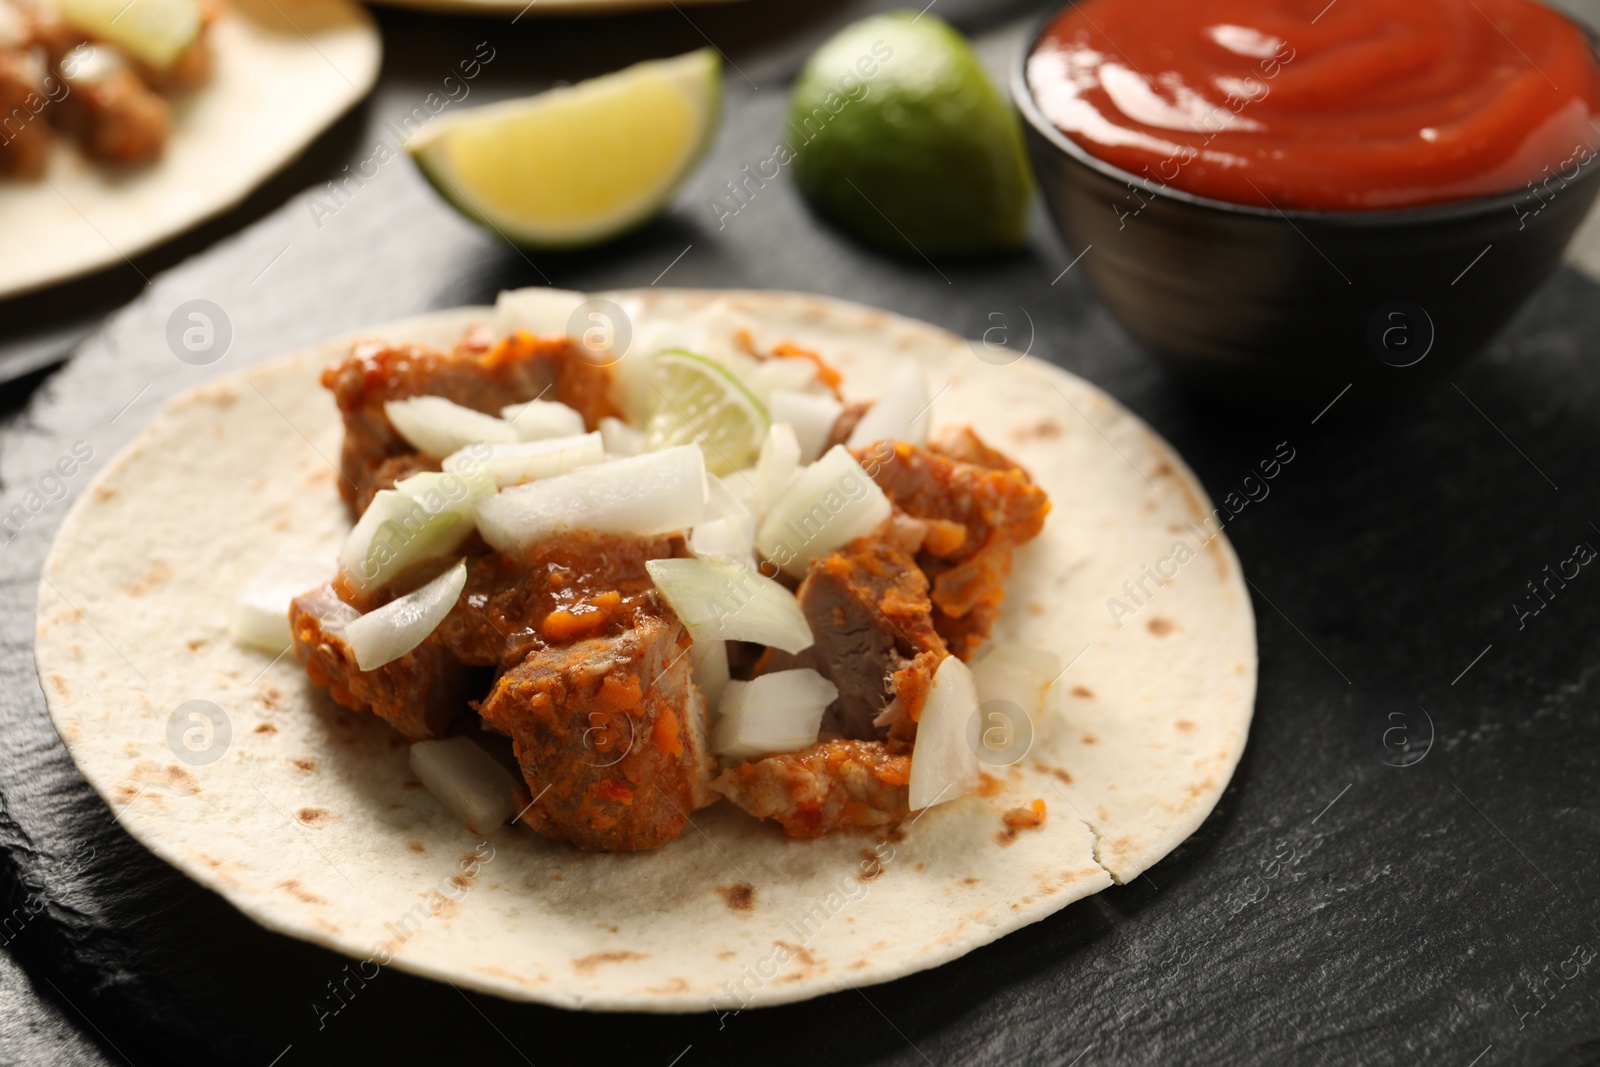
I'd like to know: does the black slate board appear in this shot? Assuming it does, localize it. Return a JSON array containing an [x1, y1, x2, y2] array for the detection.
[[4, 2, 1600, 1064]]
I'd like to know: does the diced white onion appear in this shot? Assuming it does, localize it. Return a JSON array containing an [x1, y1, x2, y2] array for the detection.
[[646, 556, 813, 653], [752, 423, 801, 518], [339, 489, 475, 593], [600, 416, 646, 457], [394, 469, 495, 515], [499, 400, 586, 441], [443, 432, 604, 488], [492, 287, 586, 337], [908, 656, 982, 811], [769, 389, 843, 464], [745, 356, 820, 399], [346, 559, 467, 670], [971, 644, 1063, 720], [475, 444, 706, 551], [690, 476, 756, 564], [691, 638, 730, 707], [713, 670, 837, 760], [408, 736, 520, 835], [755, 445, 893, 578], [230, 554, 332, 651], [384, 396, 517, 457], [847, 361, 930, 449]]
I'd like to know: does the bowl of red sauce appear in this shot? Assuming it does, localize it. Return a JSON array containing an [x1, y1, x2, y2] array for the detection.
[[1014, 0, 1600, 403]]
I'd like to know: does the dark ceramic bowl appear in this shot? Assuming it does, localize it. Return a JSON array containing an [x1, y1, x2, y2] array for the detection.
[[1012, 9, 1600, 406]]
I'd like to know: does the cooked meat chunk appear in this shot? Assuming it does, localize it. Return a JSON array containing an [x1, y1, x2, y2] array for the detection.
[[824, 401, 871, 451], [289, 584, 466, 742], [0, 46, 53, 178], [133, 0, 219, 94], [55, 43, 169, 165], [435, 533, 686, 669], [320, 331, 620, 513], [856, 428, 1050, 658], [479, 613, 715, 851], [712, 739, 911, 838], [353, 453, 441, 517], [760, 537, 947, 739]]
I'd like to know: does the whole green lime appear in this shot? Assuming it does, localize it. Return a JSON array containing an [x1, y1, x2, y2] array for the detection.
[[787, 11, 1033, 258]]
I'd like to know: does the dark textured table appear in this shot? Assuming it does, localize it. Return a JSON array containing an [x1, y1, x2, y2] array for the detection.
[[4, 1, 1600, 1064]]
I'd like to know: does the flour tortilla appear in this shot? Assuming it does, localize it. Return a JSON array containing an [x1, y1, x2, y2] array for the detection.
[[0, 0, 378, 299], [35, 289, 1255, 1011]]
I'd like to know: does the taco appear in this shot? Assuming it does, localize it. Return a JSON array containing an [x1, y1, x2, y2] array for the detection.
[[0, 0, 377, 297], [35, 289, 1255, 1010]]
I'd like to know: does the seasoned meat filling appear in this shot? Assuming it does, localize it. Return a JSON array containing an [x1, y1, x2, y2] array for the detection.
[[480, 613, 716, 851], [435, 534, 687, 669], [289, 583, 466, 742], [854, 428, 1050, 658], [712, 738, 911, 838], [321, 331, 620, 513], [759, 536, 947, 739]]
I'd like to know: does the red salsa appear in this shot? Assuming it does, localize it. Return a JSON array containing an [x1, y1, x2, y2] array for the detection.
[[1027, 0, 1600, 210]]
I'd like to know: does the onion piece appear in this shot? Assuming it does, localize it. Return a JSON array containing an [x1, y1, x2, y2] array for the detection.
[[384, 396, 518, 457], [690, 476, 756, 564], [346, 559, 467, 670], [443, 432, 604, 488], [971, 643, 1063, 720], [745, 356, 819, 399], [408, 736, 520, 835], [230, 554, 332, 651], [394, 469, 495, 515], [499, 400, 586, 441], [847, 361, 930, 449], [475, 444, 706, 551], [691, 638, 730, 707], [713, 670, 837, 760], [769, 389, 843, 464], [492, 287, 586, 336], [752, 422, 801, 518], [755, 445, 892, 578], [339, 489, 475, 594], [908, 656, 982, 811], [646, 556, 813, 653], [600, 416, 646, 457]]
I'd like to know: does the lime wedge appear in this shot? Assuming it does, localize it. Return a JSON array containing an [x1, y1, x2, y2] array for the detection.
[[646, 351, 768, 476], [407, 50, 722, 250], [57, 0, 199, 69]]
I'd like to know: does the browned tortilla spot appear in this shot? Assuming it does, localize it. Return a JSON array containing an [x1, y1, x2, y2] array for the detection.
[[163, 765, 200, 794], [716, 882, 756, 911], [776, 941, 818, 969], [858, 850, 885, 881], [1147, 617, 1178, 636], [961, 876, 980, 886], [125, 562, 172, 597], [93, 485, 118, 502], [1013, 418, 1063, 441], [1070, 686, 1094, 699], [296, 807, 333, 826], [1081, 734, 1098, 745], [254, 723, 277, 734], [186, 637, 206, 651], [573, 951, 648, 974], [405, 839, 425, 854], [278, 879, 326, 905], [50, 673, 69, 698], [291, 758, 318, 772], [718, 951, 737, 960], [1176, 719, 1196, 732]]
